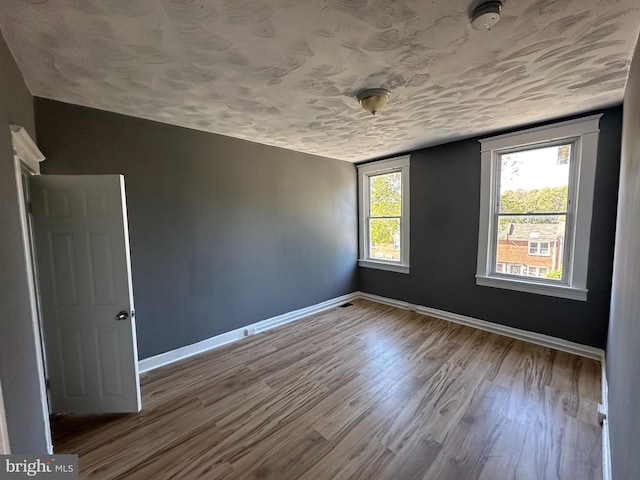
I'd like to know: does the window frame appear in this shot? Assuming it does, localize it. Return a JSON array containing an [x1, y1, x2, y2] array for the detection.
[[358, 155, 410, 273], [476, 115, 602, 301]]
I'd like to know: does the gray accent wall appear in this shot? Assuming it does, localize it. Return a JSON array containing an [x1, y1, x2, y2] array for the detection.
[[0, 31, 51, 453], [360, 107, 622, 348], [607, 35, 640, 480], [34, 98, 358, 359]]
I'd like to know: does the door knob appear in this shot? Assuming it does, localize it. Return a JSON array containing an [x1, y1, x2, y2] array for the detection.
[[116, 310, 129, 321]]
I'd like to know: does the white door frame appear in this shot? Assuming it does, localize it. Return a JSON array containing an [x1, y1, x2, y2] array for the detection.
[[11, 124, 53, 453], [0, 377, 10, 454]]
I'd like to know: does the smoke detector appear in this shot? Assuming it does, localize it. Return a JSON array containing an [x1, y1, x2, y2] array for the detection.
[[470, 1, 502, 31]]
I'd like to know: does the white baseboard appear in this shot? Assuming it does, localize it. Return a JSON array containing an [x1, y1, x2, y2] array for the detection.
[[142, 290, 605, 373], [138, 326, 246, 373], [357, 292, 604, 361], [252, 293, 357, 333], [138, 292, 359, 373]]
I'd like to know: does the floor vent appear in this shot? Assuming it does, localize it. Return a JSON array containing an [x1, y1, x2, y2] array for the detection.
[[339, 302, 353, 308]]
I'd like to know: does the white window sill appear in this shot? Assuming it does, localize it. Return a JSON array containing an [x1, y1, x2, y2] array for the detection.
[[359, 259, 410, 274], [476, 275, 587, 301]]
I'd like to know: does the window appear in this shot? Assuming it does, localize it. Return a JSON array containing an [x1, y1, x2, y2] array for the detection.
[[509, 264, 523, 275], [358, 155, 410, 273], [528, 266, 548, 278], [476, 115, 601, 301], [528, 241, 550, 256]]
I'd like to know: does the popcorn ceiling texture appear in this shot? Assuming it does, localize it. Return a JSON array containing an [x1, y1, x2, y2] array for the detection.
[[0, 0, 638, 162]]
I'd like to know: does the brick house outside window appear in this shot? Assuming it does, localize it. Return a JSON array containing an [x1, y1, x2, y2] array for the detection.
[[496, 222, 564, 278]]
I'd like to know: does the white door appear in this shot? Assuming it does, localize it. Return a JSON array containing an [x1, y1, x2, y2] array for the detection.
[[30, 175, 141, 413]]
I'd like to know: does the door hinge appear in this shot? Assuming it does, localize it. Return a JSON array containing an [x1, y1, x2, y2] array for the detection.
[[27, 201, 33, 214], [598, 403, 607, 425], [45, 378, 51, 390]]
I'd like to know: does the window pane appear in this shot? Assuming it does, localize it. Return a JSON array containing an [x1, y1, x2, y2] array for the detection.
[[540, 242, 550, 255], [495, 215, 565, 281], [370, 172, 401, 217], [369, 218, 400, 261], [498, 144, 571, 214]]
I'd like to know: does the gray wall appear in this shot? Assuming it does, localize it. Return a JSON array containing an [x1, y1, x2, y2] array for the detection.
[[35, 98, 358, 359], [360, 107, 622, 348], [0, 31, 51, 453], [607, 35, 640, 480]]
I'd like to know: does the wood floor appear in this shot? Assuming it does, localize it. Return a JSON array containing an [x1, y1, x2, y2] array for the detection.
[[51, 299, 602, 479]]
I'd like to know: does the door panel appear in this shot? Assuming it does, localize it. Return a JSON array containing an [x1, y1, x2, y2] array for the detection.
[[95, 329, 123, 396], [58, 329, 86, 397], [30, 175, 141, 413], [43, 189, 71, 217], [87, 232, 116, 305], [49, 231, 78, 306]]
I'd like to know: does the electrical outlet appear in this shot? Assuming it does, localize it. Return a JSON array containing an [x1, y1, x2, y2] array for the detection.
[[243, 326, 256, 337]]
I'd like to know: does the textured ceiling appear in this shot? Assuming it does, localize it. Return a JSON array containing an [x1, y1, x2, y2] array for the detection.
[[1, 0, 639, 162]]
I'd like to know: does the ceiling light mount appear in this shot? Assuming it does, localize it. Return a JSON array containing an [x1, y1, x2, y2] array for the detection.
[[356, 88, 390, 115], [470, 1, 502, 31]]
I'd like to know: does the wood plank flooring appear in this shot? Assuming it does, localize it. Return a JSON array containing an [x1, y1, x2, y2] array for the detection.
[[51, 299, 602, 479]]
